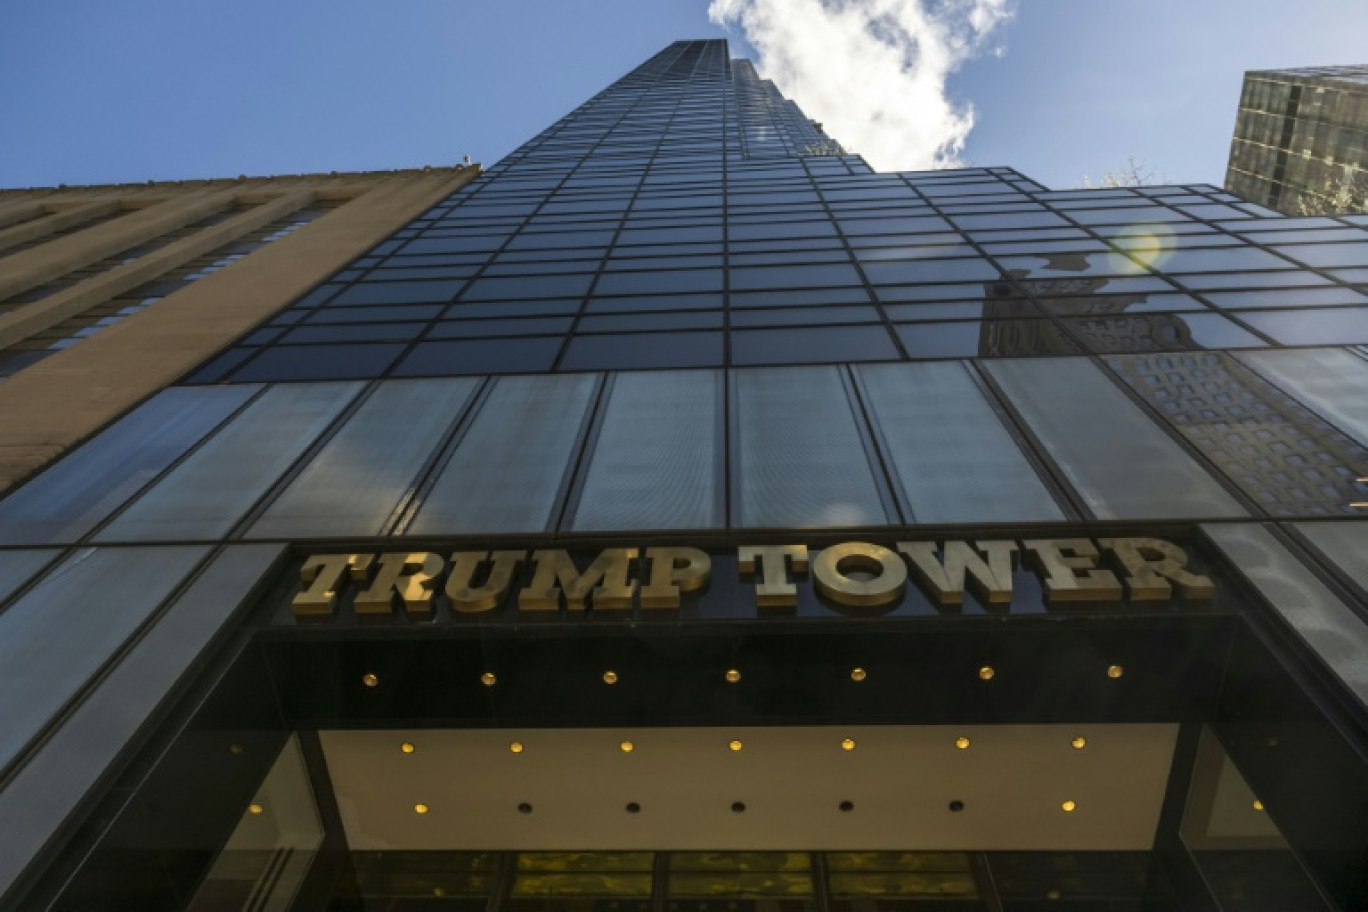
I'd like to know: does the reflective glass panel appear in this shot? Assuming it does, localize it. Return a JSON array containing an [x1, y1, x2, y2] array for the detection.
[[408, 373, 597, 534], [733, 366, 889, 528], [570, 370, 721, 531], [985, 358, 1246, 519], [96, 383, 363, 542], [858, 362, 1065, 523], [0, 386, 258, 545], [250, 378, 481, 539], [1237, 348, 1368, 448]]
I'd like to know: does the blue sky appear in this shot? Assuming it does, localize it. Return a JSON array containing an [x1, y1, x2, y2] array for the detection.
[[2, 0, 1366, 191]]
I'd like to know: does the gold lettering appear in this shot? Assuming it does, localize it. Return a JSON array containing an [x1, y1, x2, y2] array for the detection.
[[640, 547, 711, 611], [898, 541, 1015, 606], [1099, 538, 1215, 601], [445, 550, 526, 613], [812, 542, 906, 608], [738, 545, 809, 611], [518, 548, 638, 615], [292, 554, 362, 617], [1022, 539, 1122, 603], [354, 552, 445, 619]]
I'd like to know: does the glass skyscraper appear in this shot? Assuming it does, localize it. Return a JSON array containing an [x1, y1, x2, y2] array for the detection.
[[1226, 64, 1368, 214], [1, 39, 1367, 910]]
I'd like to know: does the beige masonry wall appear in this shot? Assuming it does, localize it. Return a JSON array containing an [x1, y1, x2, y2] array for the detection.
[[0, 166, 479, 492], [0, 189, 317, 348], [0, 188, 240, 301], [0, 199, 123, 254]]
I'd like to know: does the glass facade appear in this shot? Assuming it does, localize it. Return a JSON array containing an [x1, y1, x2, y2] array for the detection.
[[1, 39, 1367, 912], [1225, 65, 1368, 214]]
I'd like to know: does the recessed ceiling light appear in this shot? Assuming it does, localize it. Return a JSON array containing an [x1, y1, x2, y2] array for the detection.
[[509, 741, 524, 754], [725, 669, 742, 683], [248, 803, 263, 815], [603, 670, 619, 684], [1252, 799, 1265, 811], [481, 672, 497, 687], [1106, 664, 1124, 679], [850, 667, 867, 682], [731, 801, 746, 813], [840, 738, 856, 751], [728, 739, 743, 752], [400, 742, 416, 754], [978, 666, 995, 681], [955, 736, 970, 750], [839, 800, 854, 812], [518, 802, 533, 814], [1061, 800, 1077, 813], [414, 803, 430, 815], [620, 740, 635, 753], [362, 673, 379, 688], [1071, 736, 1087, 750]]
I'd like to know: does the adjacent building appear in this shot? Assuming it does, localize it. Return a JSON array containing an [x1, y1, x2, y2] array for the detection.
[[1225, 64, 1368, 214], [1, 39, 1367, 911], [0, 166, 478, 492]]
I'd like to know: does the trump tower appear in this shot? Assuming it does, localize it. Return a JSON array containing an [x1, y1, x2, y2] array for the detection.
[[0, 40, 1366, 911]]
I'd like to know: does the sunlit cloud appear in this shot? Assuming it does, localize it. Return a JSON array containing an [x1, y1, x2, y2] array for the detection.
[[708, 0, 1016, 171]]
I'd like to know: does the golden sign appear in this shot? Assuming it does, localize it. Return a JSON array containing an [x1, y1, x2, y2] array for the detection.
[[292, 537, 1213, 619]]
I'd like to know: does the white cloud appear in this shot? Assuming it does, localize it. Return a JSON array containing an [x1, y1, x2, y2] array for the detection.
[[708, 0, 1016, 171]]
